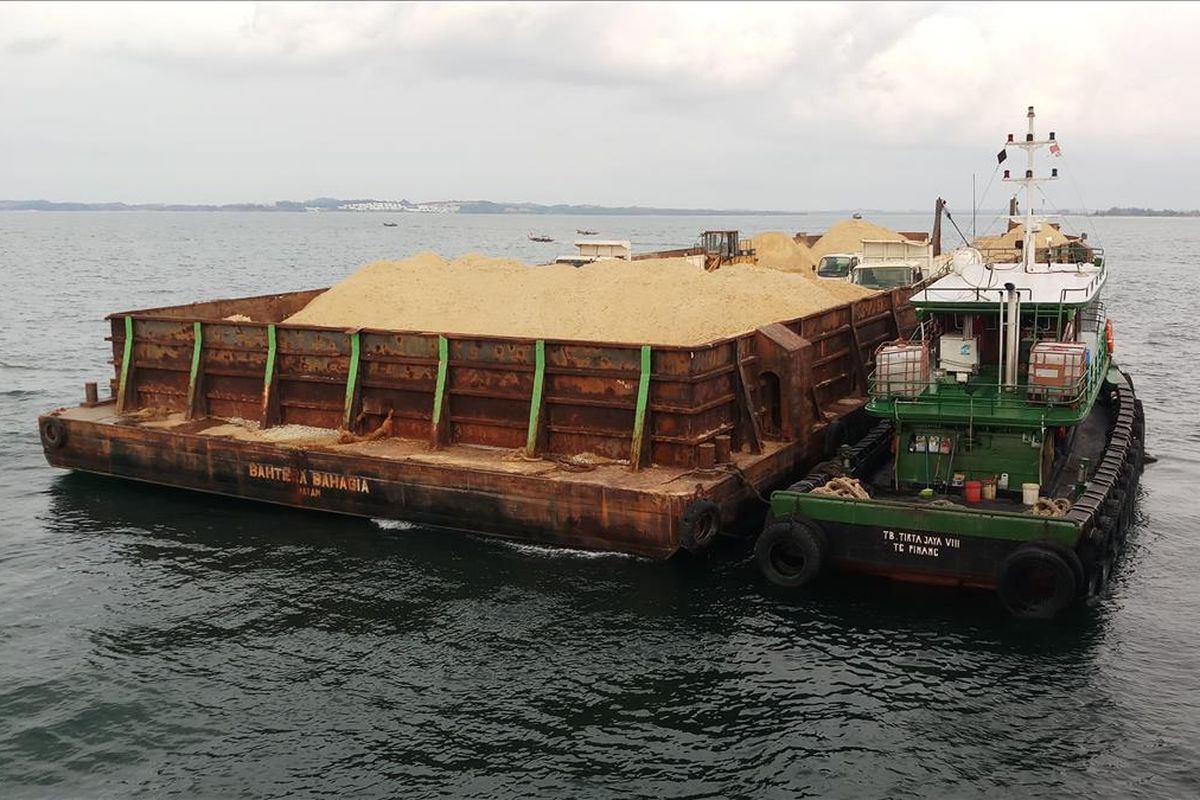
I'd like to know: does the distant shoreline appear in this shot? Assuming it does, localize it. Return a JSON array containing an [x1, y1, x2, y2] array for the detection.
[[1090, 207, 1200, 218], [0, 198, 807, 216], [17, 199, 1188, 218]]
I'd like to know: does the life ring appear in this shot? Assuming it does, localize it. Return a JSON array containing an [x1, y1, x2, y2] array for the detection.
[[679, 499, 721, 552], [996, 544, 1079, 619], [755, 516, 827, 590], [40, 416, 67, 450], [1105, 319, 1115, 355]]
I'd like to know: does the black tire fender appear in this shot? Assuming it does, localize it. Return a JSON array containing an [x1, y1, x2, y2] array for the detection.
[[679, 499, 721, 553], [1046, 541, 1086, 591], [755, 516, 827, 591], [1078, 539, 1112, 600], [40, 416, 67, 450], [997, 544, 1079, 619], [822, 420, 847, 460], [1104, 491, 1125, 523]]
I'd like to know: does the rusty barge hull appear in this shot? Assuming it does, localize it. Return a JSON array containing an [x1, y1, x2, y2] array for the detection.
[[42, 404, 814, 558], [38, 285, 920, 558]]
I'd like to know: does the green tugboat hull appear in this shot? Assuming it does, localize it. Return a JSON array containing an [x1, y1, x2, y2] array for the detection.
[[769, 494, 1081, 589], [761, 369, 1144, 616]]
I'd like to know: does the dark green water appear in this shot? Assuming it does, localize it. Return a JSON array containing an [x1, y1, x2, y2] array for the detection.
[[1, 212, 1196, 798]]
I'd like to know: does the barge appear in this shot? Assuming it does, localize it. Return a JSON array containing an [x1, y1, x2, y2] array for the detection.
[[38, 284, 921, 558], [754, 107, 1145, 616]]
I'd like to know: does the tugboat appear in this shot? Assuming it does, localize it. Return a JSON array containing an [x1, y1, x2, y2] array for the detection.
[[756, 107, 1145, 618]]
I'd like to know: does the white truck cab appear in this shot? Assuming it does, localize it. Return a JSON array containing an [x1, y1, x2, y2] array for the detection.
[[816, 253, 859, 279]]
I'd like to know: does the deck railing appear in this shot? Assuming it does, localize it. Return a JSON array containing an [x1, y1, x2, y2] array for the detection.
[[868, 335, 1109, 418]]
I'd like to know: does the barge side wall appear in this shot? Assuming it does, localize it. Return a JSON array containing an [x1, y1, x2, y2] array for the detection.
[[106, 288, 918, 469]]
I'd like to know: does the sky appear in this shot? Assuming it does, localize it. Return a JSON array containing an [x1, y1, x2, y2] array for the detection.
[[1, 1, 1197, 211]]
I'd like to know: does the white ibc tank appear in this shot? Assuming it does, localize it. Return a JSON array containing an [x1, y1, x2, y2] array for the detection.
[[874, 341, 930, 398]]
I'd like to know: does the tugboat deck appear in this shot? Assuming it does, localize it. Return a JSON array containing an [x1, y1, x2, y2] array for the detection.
[[913, 261, 1105, 307]]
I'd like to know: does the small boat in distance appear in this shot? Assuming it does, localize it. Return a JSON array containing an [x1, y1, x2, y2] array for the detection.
[[382, 222, 398, 227], [852, 212, 863, 219], [576, 229, 599, 236], [528, 233, 553, 242]]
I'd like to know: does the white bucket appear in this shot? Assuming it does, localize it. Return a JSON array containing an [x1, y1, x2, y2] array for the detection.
[[1022, 483, 1040, 506]]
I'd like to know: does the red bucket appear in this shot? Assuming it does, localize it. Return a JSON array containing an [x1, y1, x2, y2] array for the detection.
[[964, 480, 983, 504]]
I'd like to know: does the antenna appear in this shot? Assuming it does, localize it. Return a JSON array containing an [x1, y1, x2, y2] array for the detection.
[[998, 105, 1059, 271], [1023, 106, 1035, 271]]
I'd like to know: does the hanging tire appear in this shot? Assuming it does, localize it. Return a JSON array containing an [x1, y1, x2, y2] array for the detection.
[[40, 416, 67, 450], [996, 545, 1079, 619], [1080, 535, 1113, 600], [822, 420, 847, 460], [1098, 514, 1118, 545], [679, 499, 721, 553], [1104, 491, 1127, 538], [755, 517, 827, 591], [1086, 554, 1112, 600]]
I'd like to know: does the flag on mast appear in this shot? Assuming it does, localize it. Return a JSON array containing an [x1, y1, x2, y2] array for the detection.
[[1049, 142, 1062, 156]]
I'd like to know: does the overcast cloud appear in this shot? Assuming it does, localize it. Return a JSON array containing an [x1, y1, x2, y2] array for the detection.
[[1, 1, 1196, 210]]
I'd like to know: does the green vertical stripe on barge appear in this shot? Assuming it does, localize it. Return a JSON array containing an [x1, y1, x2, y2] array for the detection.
[[185, 321, 203, 416], [630, 345, 652, 469], [432, 335, 449, 427], [343, 331, 361, 429], [263, 324, 278, 393], [525, 339, 546, 457], [116, 315, 134, 412]]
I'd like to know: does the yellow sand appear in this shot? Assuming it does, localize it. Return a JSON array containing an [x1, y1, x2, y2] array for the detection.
[[810, 219, 906, 260], [974, 222, 1072, 252], [284, 252, 875, 346], [750, 231, 818, 273]]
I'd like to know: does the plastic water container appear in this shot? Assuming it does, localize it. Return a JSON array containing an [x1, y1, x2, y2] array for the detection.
[[981, 478, 997, 501], [964, 480, 982, 504], [1022, 482, 1040, 505], [1028, 341, 1088, 401], [874, 341, 929, 398]]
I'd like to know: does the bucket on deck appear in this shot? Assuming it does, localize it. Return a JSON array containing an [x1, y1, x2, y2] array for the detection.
[[1022, 482, 1040, 505], [964, 480, 982, 504], [981, 478, 997, 501]]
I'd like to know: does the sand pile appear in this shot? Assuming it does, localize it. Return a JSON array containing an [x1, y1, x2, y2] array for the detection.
[[810, 219, 906, 260], [975, 223, 1071, 253], [750, 231, 817, 273], [283, 253, 875, 346]]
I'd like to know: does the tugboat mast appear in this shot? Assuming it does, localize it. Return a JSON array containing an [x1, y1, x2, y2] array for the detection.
[[1001, 105, 1058, 273], [1023, 106, 1037, 271]]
